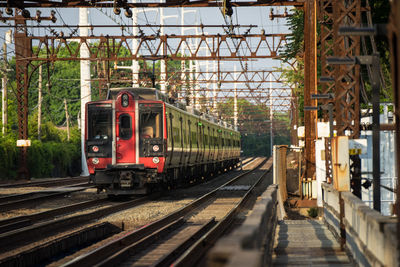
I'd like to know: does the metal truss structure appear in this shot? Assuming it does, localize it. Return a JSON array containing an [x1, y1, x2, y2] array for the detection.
[[318, 0, 363, 187], [3, 0, 369, 188], [27, 33, 288, 61], [6, 9, 295, 177], [0, 0, 303, 8]]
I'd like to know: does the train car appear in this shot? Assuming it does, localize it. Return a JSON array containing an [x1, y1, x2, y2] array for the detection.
[[85, 87, 241, 195]]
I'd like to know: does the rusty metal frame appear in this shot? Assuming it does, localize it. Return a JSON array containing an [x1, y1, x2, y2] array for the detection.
[[332, 0, 361, 138], [28, 33, 288, 61], [11, 27, 293, 178], [14, 13, 32, 179], [0, 0, 304, 8], [303, 0, 317, 180], [318, 0, 363, 187]]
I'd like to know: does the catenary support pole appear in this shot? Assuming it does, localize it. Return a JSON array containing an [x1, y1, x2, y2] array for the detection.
[[132, 0, 140, 87], [303, 0, 317, 179], [80, 8, 91, 176], [1, 42, 7, 136], [38, 64, 42, 140]]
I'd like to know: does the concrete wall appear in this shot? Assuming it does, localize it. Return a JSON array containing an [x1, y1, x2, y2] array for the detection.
[[322, 183, 398, 267], [207, 184, 278, 267]]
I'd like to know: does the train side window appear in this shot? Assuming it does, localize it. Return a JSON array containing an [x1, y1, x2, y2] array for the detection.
[[139, 104, 163, 139], [119, 114, 132, 140]]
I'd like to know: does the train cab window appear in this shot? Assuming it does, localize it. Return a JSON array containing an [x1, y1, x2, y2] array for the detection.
[[119, 114, 132, 140], [88, 104, 112, 140], [139, 104, 163, 139]]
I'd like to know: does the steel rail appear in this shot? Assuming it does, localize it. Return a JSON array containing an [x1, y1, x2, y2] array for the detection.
[[0, 177, 89, 188], [0, 196, 150, 254], [151, 218, 216, 267], [0, 198, 109, 234], [63, 158, 266, 267], [172, 159, 272, 266], [0, 187, 93, 212], [0, 222, 121, 267]]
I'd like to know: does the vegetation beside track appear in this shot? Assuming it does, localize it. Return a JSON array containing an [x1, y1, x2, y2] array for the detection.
[[0, 123, 81, 180]]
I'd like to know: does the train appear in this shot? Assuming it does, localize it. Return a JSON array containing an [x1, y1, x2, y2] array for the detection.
[[85, 87, 241, 195]]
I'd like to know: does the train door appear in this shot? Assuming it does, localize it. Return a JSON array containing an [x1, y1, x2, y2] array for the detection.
[[188, 120, 192, 164], [195, 122, 200, 163], [179, 116, 184, 165], [115, 104, 136, 164], [168, 112, 174, 166], [198, 124, 202, 163]]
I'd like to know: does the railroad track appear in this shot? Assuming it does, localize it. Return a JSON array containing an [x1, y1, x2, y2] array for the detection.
[[62, 157, 271, 267], [0, 186, 93, 212], [0, 157, 262, 266], [0, 195, 151, 256], [0, 176, 90, 188]]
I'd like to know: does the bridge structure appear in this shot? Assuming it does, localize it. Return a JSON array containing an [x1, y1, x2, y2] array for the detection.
[[0, 0, 399, 266]]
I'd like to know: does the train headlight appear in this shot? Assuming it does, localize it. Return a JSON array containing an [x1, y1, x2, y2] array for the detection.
[[92, 146, 99, 152], [92, 158, 99, 165], [152, 157, 160, 164], [152, 145, 159, 152], [122, 93, 129, 107]]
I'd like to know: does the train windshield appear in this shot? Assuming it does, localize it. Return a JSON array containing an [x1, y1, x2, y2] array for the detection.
[[88, 104, 112, 140], [139, 103, 163, 139]]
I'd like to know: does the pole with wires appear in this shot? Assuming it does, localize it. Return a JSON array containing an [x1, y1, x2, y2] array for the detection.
[[132, 0, 140, 87], [1, 40, 8, 136], [38, 64, 42, 140], [234, 65, 238, 128], [159, 5, 166, 94], [80, 7, 91, 176]]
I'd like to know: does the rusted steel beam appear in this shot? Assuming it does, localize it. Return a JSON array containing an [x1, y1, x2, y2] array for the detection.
[[0, 23, 258, 28], [0, 0, 304, 8], [28, 34, 288, 61], [303, 0, 317, 180], [332, 0, 361, 138], [318, 0, 334, 186], [14, 13, 31, 179]]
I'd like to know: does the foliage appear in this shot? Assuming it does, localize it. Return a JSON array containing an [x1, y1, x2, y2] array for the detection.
[[0, 123, 81, 180], [0, 136, 18, 179], [216, 98, 290, 157], [276, 60, 304, 122], [280, 9, 304, 62], [0, 41, 192, 179]]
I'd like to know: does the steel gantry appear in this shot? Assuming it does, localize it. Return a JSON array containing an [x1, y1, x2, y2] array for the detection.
[[6, 13, 294, 177], [26, 33, 289, 61], [318, 0, 364, 193], [0, 0, 303, 8]]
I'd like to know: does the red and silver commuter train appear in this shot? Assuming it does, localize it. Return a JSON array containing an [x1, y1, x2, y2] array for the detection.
[[85, 88, 241, 195]]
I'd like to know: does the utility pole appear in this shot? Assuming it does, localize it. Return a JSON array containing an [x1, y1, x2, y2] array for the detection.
[[64, 98, 70, 141], [234, 65, 238, 128], [213, 61, 217, 111], [131, 0, 139, 87], [1, 41, 7, 136], [270, 73, 273, 156], [80, 8, 91, 176], [180, 7, 185, 99], [159, 5, 166, 94], [38, 64, 42, 140], [159, 9, 177, 95]]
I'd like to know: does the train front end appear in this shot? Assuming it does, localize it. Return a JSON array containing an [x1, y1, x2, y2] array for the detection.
[[85, 90, 166, 195]]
